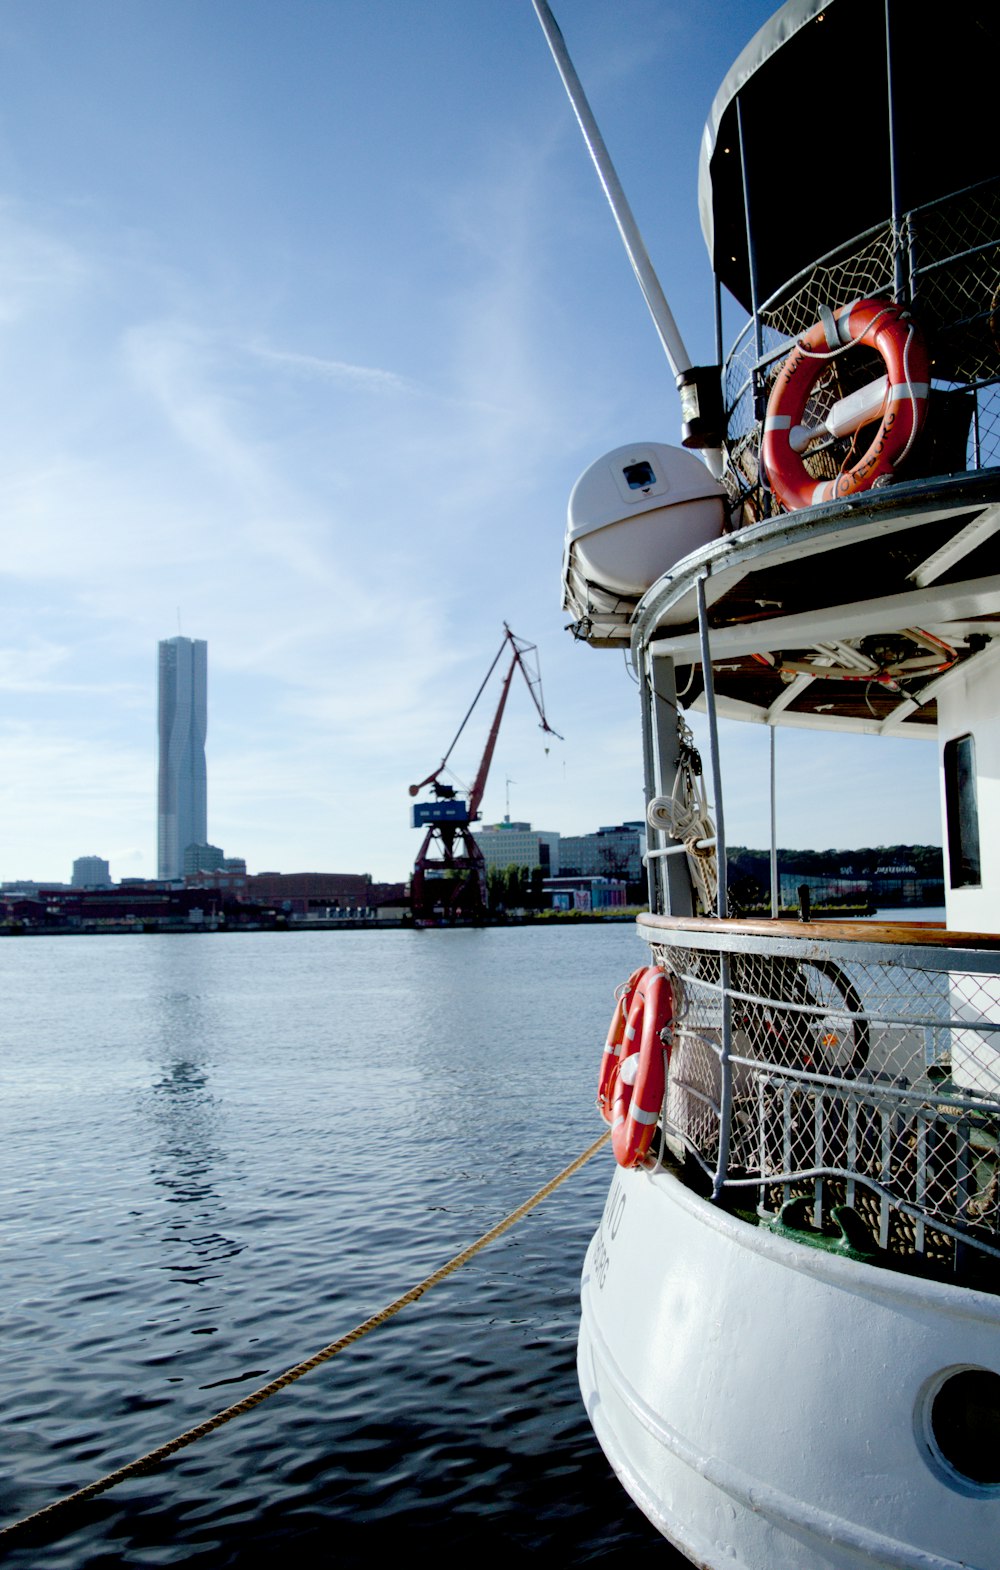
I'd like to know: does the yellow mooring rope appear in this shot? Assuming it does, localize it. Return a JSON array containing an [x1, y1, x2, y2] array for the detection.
[[0, 1131, 611, 1549]]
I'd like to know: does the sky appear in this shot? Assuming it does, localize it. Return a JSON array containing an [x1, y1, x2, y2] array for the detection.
[[0, 0, 942, 885]]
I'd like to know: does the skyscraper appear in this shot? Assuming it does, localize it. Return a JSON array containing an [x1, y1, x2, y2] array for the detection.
[[72, 856, 112, 888], [157, 637, 207, 881]]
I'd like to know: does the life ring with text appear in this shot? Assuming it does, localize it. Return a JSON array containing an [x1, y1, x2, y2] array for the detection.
[[597, 966, 646, 1119], [762, 297, 930, 512], [608, 966, 673, 1168]]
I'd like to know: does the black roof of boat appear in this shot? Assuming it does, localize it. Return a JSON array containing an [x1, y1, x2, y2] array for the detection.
[[699, 0, 997, 311]]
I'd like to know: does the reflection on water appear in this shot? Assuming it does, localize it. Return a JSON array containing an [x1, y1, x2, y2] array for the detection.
[[150, 1057, 242, 1286], [0, 926, 677, 1569], [142, 947, 244, 1287]]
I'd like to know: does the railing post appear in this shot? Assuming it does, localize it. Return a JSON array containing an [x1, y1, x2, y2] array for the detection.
[[884, 0, 907, 302], [736, 94, 770, 516], [769, 725, 779, 918], [695, 573, 727, 918], [713, 951, 734, 1201], [641, 650, 695, 916]]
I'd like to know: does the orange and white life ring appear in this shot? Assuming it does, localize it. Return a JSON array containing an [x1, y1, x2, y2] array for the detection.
[[597, 965, 646, 1118], [762, 297, 930, 512], [608, 966, 673, 1169]]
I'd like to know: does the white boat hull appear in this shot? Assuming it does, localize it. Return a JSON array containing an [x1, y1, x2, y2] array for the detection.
[[579, 1162, 1000, 1570]]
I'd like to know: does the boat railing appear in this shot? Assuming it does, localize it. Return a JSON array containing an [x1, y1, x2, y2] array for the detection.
[[638, 915, 1000, 1279], [721, 173, 1000, 524]]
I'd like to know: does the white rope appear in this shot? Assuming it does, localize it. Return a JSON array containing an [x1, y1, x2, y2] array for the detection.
[[896, 319, 921, 467], [647, 720, 718, 914], [793, 303, 895, 360]]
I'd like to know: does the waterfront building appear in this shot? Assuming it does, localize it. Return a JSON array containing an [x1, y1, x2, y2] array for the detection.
[[71, 856, 112, 888], [558, 822, 646, 882], [543, 875, 627, 912], [185, 867, 248, 894], [471, 819, 560, 874], [182, 847, 248, 893], [157, 637, 207, 881], [183, 842, 225, 875], [247, 871, 372, 910], [1, 880, 69, 894], [778, 866, 944, 909]]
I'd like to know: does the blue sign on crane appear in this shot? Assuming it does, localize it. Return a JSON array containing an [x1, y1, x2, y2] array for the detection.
[[411, 799, 469, 828]]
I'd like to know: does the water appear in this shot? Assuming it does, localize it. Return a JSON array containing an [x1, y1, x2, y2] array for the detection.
[[0, 927, 676, 1567]]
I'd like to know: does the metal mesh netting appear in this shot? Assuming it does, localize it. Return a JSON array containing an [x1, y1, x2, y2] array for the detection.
[[723, 177, 1000, 520], [651, 936, 1000, 1271], [913, 181, 1000, 386]]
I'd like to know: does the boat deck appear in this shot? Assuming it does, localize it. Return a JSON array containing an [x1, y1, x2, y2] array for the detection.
[[636, 914, 1000, 1286]]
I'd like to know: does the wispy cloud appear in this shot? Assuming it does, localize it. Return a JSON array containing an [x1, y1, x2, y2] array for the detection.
[[0, 722, 151, 880], [0, 640, 140, 695], [0, 203, 92, 326], [244, 342, 411, 394], [122, 320, 271, 496]]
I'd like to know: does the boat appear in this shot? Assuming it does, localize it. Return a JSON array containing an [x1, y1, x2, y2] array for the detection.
[[538, 0, 1000, 1565]]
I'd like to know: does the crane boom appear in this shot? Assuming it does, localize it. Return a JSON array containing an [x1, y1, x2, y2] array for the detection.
[[408, 625, 561, 923], [468, 625, 560, 817], [467, 657, 518, 821], [407, 638, 509, 798]]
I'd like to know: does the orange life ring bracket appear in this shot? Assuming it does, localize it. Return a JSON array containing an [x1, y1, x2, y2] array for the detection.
[[762, 298, 930, 513], [606, 966, 673, 1169]]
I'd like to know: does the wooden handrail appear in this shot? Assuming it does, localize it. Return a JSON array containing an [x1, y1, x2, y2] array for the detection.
[[637, 912, 1000, 950]]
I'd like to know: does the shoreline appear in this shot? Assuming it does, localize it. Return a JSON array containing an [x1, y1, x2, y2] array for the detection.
[[0, 903, 934, 937]]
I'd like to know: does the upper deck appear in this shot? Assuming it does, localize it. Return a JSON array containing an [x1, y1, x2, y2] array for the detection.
[[699, 0, 994, 316], [660, 0, 1000, 736], [563, 1, 1000, 736], [631, 467, 1000, 736]]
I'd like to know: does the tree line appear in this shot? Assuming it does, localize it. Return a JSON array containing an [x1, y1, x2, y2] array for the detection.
[[487, 865, 547, 912], [729, 844, 943, 881]]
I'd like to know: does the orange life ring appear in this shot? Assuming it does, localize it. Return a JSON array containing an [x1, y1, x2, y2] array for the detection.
[[762, 297, 930, 512], [608, 966, 673, 1169], [597, 966, 646, 1119]]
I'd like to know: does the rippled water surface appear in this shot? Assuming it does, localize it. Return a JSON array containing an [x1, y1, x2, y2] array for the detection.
[[0, 927, 681, 1566]]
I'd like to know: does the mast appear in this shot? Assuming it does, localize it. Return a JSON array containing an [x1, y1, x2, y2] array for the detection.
[[532, 0, 725, 467]]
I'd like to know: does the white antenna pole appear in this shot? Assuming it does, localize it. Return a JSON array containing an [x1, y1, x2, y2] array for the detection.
[[532, 1, 725, 479], [532, 0, 692, 379]]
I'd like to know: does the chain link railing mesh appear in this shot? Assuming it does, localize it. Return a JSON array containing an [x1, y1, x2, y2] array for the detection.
[[651, 936, 1000, 1273], [723, 178, 1000, 520]]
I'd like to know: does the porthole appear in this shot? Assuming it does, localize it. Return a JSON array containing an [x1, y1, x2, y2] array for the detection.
[[921, 1367, 1000, 1489]]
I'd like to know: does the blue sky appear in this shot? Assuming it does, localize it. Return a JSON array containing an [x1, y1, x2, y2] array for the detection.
[[0, 0, 940, 884]]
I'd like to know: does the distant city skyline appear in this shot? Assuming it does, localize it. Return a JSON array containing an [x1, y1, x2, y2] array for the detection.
[[157, 637, 208, 881]]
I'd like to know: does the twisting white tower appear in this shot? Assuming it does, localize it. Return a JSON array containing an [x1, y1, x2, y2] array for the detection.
[[157, 637, 207, 881]]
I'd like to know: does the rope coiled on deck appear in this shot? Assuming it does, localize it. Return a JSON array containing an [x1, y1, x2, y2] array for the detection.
[[0, 1130, 611, 1548]]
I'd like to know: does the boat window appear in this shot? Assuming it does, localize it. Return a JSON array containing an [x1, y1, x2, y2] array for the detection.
[[622, 460, 656, 490], [944, 734, 981, 888]]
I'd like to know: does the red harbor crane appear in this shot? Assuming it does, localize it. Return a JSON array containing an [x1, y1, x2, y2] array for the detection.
[[409, 625, 561, 923]]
